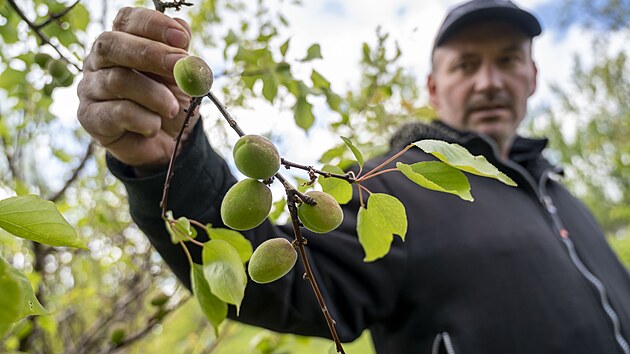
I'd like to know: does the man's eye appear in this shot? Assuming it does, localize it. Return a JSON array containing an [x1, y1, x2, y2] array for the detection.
[[499, 55, 519, 66], [455, 61, 475, 72]]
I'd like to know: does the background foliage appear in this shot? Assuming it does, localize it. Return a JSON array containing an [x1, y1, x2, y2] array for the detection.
[[0, 0, 629, 353]]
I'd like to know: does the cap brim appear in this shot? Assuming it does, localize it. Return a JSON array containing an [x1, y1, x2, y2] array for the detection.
[[436, 7, 542, 47]]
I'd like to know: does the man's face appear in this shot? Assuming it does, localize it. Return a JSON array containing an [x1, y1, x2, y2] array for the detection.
[[428, 22, 538, 151]]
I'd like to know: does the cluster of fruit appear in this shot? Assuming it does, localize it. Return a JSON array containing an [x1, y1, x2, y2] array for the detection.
[[173, 56, 345, 284]]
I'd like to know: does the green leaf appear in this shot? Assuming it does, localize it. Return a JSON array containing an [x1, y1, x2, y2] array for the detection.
[[4, 260, 48, 319], [0, 68, 26, 91], [356, 193, 407, 262], [191, 264, 227, 337], [224, 30, 239, 48], [300, 43, 322, 62], [261, 74, 278, 103], [318, 165, 353, 205], [311, 70, 330, 90], [205, 225, 253, 263], [165, 212, 197, 244], [413, 140, 517, 186], [0, 195, 85, 249], [280, 38, 290, 57], [67, 4, 90, 31], [396, 161, 473, 201], [0, 257, 22, 338], [202, 239, 247, 314], [340, 137, 364, 168], [293, 97, 314, 130]]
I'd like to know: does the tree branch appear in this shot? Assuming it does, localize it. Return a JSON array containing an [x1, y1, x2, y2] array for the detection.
[[33, 0, 81, 30], [281, 158, 356, 183], [160, 97, 203, 219], [5, 0, 82, 71], [285, 193, 345, 353], [48, 141, 94, 203]]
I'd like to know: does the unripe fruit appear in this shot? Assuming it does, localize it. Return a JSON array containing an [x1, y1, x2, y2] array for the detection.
[[248, 238, 297, 284], [43, 83, 55, 96], [173, 56, 214, 97], [297, 191, 343, 234], [47, 59, 70, 81], [34, 53, 52, 67], [233, 135, 281, 179], [150, 292, 169, 307], [221, 179, 272, 230], [109, 323, 126, 345]]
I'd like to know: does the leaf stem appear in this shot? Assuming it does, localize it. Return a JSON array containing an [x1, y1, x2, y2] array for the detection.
[[358, 144, 412, 181], [180, 241, 194, 268], [357, 167, 399, 182]]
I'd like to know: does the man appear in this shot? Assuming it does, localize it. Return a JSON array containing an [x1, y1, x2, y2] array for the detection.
[[77, 0, 630, 353]]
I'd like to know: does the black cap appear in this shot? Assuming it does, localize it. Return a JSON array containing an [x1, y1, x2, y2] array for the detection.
[[434, 0, 542, 48]]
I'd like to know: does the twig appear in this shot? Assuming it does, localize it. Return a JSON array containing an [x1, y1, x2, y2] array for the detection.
[[0, 134, 18, 181], [160, 96, 203, 219], [6, 0, 82, 71], [206, 92, 344, 352], [75, 274, 152, 354], [152, 0, 193, 13], [48, 141, 94, 202], [33, 0, 81, 29], [104, 297, 190, 354], [207, 92, 246, 137], [281, 158, 356, 183], [286, 193, 345, 353]]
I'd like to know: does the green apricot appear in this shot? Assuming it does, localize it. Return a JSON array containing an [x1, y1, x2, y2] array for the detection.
[[47, 59, 70, 81], [109, 324, 126, 345], [221, 179, 272, 230], [173, 55, 214, 97], [297, 191, 343, 234], [34, 53, 52, 67], [248, 238, 297, 284], [233, 135, 281, 179], [149, 292, 169, 307]]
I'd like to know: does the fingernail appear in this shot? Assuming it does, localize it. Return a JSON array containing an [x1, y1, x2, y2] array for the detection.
[[165, 53, 187, 71], [166, 28, 188, 48]]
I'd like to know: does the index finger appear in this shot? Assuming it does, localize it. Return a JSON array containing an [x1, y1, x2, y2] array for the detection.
[[113, 7, 190, 49]]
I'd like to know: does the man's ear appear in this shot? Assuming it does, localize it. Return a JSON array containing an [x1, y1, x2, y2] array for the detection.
[[427, 73, 440, 109]]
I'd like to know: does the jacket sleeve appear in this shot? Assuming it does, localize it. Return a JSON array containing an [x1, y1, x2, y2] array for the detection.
[[107, 121, 408, 341]]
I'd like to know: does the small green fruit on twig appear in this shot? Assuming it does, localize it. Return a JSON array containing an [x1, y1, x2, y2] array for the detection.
[[150, 292, 170, 307], [233, 135, 281, 179], [47, 59, 71, 81], [173, 55, 214, 97], [248, 238, 297, 284], [34, 53, 53, 67], [221, 179, 272, 230], [109, 323, 126, 345], [298, 191, 343, 234]]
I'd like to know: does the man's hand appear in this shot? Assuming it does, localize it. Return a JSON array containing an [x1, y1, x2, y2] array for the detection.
[[77, 7, 198, 171]]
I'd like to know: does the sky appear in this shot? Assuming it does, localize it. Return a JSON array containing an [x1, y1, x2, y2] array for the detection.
[[50, 0, 629, 169]]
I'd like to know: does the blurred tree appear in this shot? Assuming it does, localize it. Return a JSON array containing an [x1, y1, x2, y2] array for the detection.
[[1, 0, 629, 353]]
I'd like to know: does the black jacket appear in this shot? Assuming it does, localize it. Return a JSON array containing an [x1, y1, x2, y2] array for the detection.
[[108, 120, 630, 354]]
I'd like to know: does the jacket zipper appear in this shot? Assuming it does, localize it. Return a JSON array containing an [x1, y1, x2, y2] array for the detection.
[[502, 157, 630, 354], [432, 332, 456, 354]]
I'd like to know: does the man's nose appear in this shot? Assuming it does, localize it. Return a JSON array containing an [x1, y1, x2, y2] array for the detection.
[[474, 62, 504, 92]]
